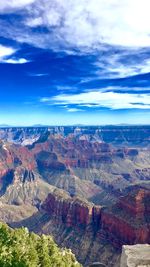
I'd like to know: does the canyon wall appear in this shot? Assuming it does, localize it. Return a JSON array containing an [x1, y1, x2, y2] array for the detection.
[[0, 125, 150, 146], [42, 190, 102, 230], [42, 185, 150, 249]]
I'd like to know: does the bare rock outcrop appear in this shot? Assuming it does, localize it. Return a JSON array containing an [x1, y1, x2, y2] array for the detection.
[[120, 244, 150, 267], [42, 185, 150, 249]]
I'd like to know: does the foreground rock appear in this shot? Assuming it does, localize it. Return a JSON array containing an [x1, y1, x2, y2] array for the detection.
[[120, 244, 150, 267]]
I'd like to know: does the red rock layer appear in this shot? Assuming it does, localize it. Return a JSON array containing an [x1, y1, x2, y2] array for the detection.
[[101, 212, 150, 248], [42, 191, 102, 229], [101, 186, 150, 248], [118, 188, 150, 217], [0, 142, 37, 187], [32, 136, 140, 170], [42, 186, 150, 249]]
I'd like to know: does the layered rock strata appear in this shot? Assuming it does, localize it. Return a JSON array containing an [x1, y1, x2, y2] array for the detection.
[[42, 185, 150, 248]]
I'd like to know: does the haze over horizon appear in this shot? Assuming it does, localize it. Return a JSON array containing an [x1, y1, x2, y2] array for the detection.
[[0, 0, 150, 125]]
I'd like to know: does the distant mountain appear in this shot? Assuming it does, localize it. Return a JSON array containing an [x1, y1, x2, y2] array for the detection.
[[0, 124, 11, 127], [31, 124, 50, 127], [0, 125, 150, 146]]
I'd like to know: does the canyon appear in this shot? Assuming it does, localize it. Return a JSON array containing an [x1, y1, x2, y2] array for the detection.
[[0, 126, 149, 266], [0, 125, 150, 146]]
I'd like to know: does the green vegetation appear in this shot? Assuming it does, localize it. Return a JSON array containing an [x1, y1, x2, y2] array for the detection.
[[0, 222, 82, 267]]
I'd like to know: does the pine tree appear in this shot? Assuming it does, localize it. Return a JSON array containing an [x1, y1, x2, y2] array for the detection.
[[0, 222, 82, 267]]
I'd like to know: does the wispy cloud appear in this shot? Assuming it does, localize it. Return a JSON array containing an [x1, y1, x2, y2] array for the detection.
[[1, 0, 150, 50], [41, 90, 150, 110], [3, 58, 29, 64], [28, 73, 49, 77], [23, 0, 150, 49], [66, 108, 84, 112], [1, 1, 150, 125], [0, 0, 36, 13], [0, 45, 15, 57], [94, 51, 150, 79], [0, 1, 150, 78], [0, 44, 29, 64]]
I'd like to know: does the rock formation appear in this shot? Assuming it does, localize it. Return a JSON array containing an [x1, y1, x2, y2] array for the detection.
[[0, 127, 149, 267], [101, 185, 150, 248], [120, 244, 150, 267], [41, 184, 150, 249], [42, 190, 102, 230], [0, 125, 150, 146]]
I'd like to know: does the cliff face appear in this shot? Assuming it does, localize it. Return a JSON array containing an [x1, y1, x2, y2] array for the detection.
[[41, 185, 150, 249], [33, 137, 140, 170], [118, 188, 150, 217], [101, 186, 150, 247], [0, 141, 36, 172], [32, 137, 113, 170], [0, 141, 37, 194], [101, 212, 150, 248], [0, 127, 49, 146], [42, 190, 102, 229]]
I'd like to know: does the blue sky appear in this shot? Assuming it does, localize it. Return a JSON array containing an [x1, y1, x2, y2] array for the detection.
[[0, 0, 150, 125]]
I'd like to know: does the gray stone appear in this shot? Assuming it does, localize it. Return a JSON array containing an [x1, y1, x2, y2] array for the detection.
[[120, 244, 150, 267]]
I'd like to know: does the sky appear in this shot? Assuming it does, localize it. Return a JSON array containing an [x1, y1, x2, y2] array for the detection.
[[0, 0, 150, 125]]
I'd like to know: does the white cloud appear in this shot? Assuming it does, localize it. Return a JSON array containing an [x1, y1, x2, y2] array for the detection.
[[0, 0, 36, 13], [22, 0, 150, 49], [95, 53, 150, 78], [66, 108, 84, 112], [28, 73, 48, 76], [41, 90, 150, 110], [0, 45, 15, 58], [3, 58, 28, 64], [1, 1, 150, 77], [25, 17, 43, 27], [1, 0, 150, 50], [0, 44, 28, 64]]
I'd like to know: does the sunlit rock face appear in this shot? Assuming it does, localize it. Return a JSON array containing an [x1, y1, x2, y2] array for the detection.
[[0, 127, 49, 145], [120, 244, 150, 267], [42, 190, 102, 229], [101, 185, 150, 248], [0, 140, 37, 196], [42, 184, 150, 247]]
